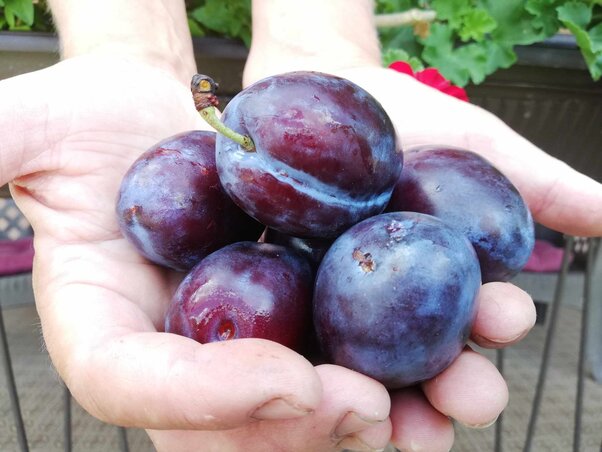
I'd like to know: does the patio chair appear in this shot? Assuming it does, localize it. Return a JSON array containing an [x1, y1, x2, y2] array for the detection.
[[0, 188, 130, 452], [0, 193, 34, 452], [491, 229, 601, 452]]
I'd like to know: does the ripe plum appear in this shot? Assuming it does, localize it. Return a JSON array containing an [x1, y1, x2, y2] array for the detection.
[[387, 146, 534, 282], [165, 241, 314, 352], [313, 211, 481, 388], [116, 130, 263, 271], [204, 71, 402, 238]]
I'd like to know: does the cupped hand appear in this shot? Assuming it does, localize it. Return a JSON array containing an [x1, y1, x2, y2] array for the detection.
[[4, 53, 593, 452], [1, 57, 390, 452], [242, 60, 602, 451], [327, 66, 602, 451]]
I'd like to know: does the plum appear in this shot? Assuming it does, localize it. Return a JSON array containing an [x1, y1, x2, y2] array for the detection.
[[193, 71, 403, 238], [387, 146, 534, 282], [116, 130, 263, 271], [313, 211, 481, 388], [165, 241, 314, 352]]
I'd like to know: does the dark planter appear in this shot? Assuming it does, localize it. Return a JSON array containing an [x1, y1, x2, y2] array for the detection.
[[0, 31, 248, 102], [467, 34, 602, 182]]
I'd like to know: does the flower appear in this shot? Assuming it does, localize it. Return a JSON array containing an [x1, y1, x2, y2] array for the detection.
[[389, 61, 469, 102]]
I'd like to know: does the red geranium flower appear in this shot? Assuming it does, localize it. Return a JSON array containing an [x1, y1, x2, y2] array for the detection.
[[389, 61, 469, 102]]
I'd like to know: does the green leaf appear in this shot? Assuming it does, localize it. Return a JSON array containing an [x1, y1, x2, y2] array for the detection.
[[382, 47, 411, 66], [589, 53, 602, 80], [421, 23, 471, 85], [187, 18, 205, 37], [451, 43, 490, 84], [375, 0, 417, 14], [379, 25, 423, 57], [191, 0, 252, 46], [407, 56, 426, 71], [558, 2, 602, 80], [479, 0, 548, 45], [482, 40, 517, 73], [458, 9, 497, 42], [381, 47, 425, 71], [432, 0, 472, 29], [557, 1, 592, 28], [4, 6, 14, 28], [420, 22, 513, 85], [525, 0, 564, 36], [4, 0, 34, 26], [589, 21, 602, 52]]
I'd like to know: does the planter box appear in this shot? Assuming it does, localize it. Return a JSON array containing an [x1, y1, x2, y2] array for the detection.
[[0, 31, 247, 101], [0, 31, 59, 80], [466, 34, 602, 183]]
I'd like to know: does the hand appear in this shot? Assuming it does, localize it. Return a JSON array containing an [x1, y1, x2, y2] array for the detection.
[[2, 57, 379, 452], [242, 61, 602, 451]]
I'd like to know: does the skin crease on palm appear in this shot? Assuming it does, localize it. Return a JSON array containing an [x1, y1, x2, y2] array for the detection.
[[0, 2, 601, 452]]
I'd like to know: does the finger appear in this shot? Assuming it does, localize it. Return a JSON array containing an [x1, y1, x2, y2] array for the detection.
[[471, 282, 536, 348], [0, 68, 54, 186], [147, 364, 392, 452], [482, 128, 602, 237], [39, 283, 322, 431], [315, 365, 392, 451], [389, 387, 454, 452], [422, 348, 507, 428]]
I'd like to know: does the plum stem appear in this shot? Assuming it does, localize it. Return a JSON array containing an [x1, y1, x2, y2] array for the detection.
[[191, 74, 255, 152], [200, 106, 255, 152]]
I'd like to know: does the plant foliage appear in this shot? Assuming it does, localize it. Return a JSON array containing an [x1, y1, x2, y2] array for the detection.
[[0, 0, 51, 31], [377, 0, 602, 85], [1, 0, 601, 85]]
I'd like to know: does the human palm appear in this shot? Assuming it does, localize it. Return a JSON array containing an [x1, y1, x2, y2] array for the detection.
[[4, 56, 396, 452]]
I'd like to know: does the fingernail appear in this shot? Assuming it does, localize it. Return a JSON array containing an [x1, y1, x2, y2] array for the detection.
[[460, 415, 499, 429], [398, 441, 452, 452], [250, 397, 313, 420], [473, 330, 529, 347], [336, 435, 386, 452], [333, 411, 384, 438]]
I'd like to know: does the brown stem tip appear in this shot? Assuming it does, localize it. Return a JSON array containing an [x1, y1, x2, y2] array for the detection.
[[191, 74, 220, 111]]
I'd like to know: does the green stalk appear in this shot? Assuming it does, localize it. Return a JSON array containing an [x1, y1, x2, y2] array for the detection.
[[199, 106, 255, 152], [191, 73, 255, 152]]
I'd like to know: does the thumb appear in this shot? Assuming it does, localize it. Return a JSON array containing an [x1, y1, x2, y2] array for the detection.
[[63, 331, 322, 430], [39, 277, 322, 431], [0, 68, 55, 187]]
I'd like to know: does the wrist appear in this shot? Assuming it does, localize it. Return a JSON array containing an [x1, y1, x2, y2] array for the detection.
[[244, 0, 381, 86], [48, 0, 196, 84]]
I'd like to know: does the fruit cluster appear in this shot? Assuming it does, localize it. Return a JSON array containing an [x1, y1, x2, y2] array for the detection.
[[116, 71, 534, 389]]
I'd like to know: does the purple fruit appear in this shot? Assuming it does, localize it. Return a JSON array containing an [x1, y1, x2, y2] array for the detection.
[[116, 130, 263, 271], [215, 71, 402, 238], [387, 146, 534, 282], [313, 211, 481, 388], [165, 241, 314, 352]]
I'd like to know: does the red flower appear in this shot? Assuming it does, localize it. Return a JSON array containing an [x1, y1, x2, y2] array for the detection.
[[389, 61, 469, 102]]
